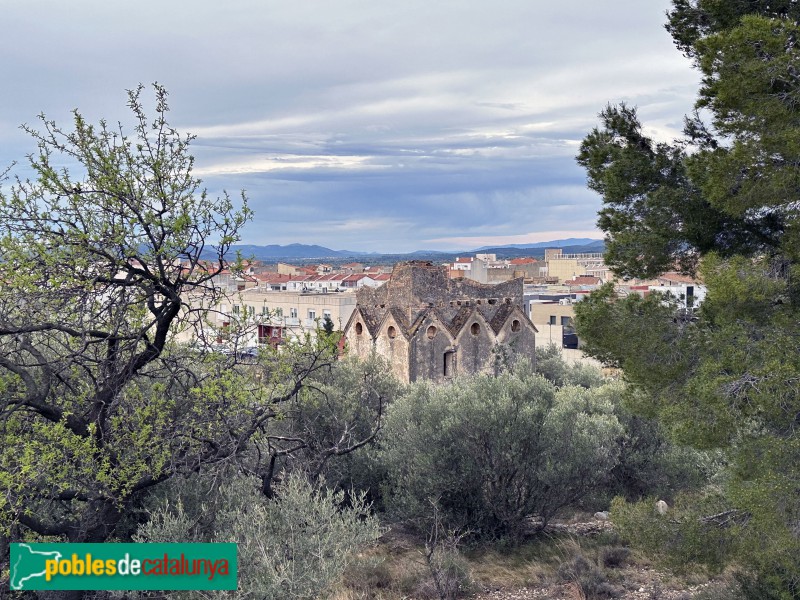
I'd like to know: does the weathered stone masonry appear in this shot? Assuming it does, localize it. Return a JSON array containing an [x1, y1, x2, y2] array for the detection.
[[343, 261, 537, 383]]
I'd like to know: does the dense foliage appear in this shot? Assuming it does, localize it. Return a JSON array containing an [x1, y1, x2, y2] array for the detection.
[[576, 2, 800, 596], [136, 472, 381, 600], [0, 85, 264, 549], [0, 88, 386, 599], [380, 363, 623, 537]]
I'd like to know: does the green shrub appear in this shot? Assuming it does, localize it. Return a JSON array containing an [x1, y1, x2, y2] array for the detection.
[[136, 472, 381, 599], [589, 395, 716, 508], [612, 492, 800, 598], [417, 548, 473, 600], [380, 367, 623, 538], [265, 353, 399, 502], [535, 349, 713, 510], [535, 343, 605, 388], [609, 493, 737, 575], [557, 553, 620, 598]]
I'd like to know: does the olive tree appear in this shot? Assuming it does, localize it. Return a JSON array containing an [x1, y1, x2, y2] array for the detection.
[[135, 472, 381, 600], [380, 366, 623, 538], [251, 354, 399, 498]]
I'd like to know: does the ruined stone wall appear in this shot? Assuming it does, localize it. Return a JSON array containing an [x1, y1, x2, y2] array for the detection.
[[448, 276, 523, 306], [346, 312, 374, 362], [349, 262, 534, 382], [408, 315, 455, 383], [454, 316, 495, 377], [374, 315, 411, 383], [496, 313, 537, 362], [359, 263, 523, 305], [355, 281, 390, 309]]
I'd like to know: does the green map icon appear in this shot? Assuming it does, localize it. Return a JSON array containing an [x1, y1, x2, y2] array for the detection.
[[10, 543, 63, 590]]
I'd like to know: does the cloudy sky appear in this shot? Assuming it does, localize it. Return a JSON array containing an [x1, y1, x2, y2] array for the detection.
[[1, 1, 699, 253]]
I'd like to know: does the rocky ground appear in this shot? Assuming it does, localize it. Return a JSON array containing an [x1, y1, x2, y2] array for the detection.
[[472, 569, 710, 600], [470, 520, 710, 600], [342, 518, 717, 600]]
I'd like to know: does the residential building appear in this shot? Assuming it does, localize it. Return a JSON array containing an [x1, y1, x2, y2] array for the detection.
[[543, 248, 606, 283], [651, 273, 706, 310], [185, 288, 358, 348], [449, 255, 541, 284]]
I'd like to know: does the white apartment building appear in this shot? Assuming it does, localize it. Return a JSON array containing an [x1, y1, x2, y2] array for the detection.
[[185, 288, 359, 348]]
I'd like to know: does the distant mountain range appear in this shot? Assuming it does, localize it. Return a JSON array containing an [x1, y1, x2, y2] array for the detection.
[[471, 239, 604, 258], [207, 244, 374, 260], [202, 239, 604, 262], [471, 238, 600, 251]]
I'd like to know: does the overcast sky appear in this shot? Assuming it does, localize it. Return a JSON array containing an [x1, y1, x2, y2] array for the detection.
[[1, 1, 699, 253]]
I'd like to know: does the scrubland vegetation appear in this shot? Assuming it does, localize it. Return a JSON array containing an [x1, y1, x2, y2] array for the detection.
[[4, 2, 800, 597], [96, 345, 719, 600]]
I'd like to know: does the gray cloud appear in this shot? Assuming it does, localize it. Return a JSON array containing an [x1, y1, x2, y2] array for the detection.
[[0, 0, 699, 252]]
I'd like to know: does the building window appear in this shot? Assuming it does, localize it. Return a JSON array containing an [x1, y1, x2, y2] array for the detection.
[[275, 308, 283, 317], [290, 308, 297, 318], [308, 309, 316, 320], [444, 351, 454, 377], [387, 326, 396, 339], [261, 305, 268, 315], [560, 316, 571, 327], [427, 325, 437, 339], [511, 319, 521, 332], [470, 323, 480, 335], [248, 306, 255, 317], [549, 315, 556, 325], [355, 322, 363, 335], [232, 305, 240, 315]]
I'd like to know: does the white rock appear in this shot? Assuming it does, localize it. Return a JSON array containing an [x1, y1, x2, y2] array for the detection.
[[655, 499, 669, 515]]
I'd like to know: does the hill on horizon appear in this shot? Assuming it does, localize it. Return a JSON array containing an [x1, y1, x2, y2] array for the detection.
[[201, 239, 604, 262], [470, 238, 601, 251]]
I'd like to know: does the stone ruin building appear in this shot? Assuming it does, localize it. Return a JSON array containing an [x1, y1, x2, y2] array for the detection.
[[343, 261, 537, 383]]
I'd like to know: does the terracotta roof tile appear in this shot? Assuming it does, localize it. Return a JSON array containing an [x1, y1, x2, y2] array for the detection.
[[254, 273, 292, 282], [567, 276, 602, 285]]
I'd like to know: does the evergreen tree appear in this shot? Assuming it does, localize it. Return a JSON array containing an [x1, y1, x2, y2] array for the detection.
[[577, 3, 800, 596]]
